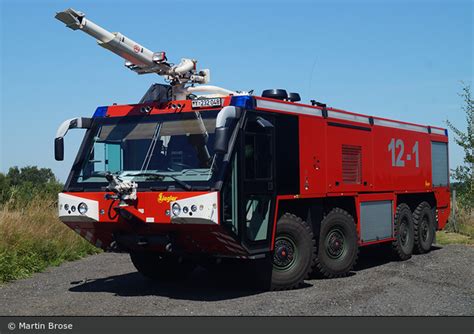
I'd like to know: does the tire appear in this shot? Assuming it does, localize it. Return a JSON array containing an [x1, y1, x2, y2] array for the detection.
[[130, 252, 196, 281], [413, 202, 435, 254], [313, 208, 358, 278], [392, 203, 415, 260], [271, 213, 316, 290]]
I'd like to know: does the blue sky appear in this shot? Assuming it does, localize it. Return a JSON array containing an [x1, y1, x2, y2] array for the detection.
[[0, 0, 472, 181]]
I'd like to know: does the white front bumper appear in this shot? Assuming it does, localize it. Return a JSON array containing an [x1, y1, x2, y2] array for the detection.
[[58, 193, 99, 222], [170, 191, 219, 224]]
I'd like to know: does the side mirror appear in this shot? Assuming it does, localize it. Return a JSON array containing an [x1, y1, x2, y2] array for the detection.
[[55, 137, 64, 161], [54, 117, 92, 161], [214, 127, 231, 154]]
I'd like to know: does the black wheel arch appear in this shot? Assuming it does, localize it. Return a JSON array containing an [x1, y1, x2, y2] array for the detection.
[[276, 196, 358, 241], [397, 193, 436, 213]]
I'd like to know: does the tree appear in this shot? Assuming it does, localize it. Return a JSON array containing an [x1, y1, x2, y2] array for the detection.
[[0, 173, 10, 204], [0, 166, 62, 207], [6, 166, 57, 186], [446, 84, 473, 211]]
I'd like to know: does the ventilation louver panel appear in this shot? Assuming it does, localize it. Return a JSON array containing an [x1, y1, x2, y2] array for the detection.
[[342, 145, 362, 184]]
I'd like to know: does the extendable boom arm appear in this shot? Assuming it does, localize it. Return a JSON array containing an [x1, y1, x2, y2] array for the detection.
[[55, 8, 209, 85]]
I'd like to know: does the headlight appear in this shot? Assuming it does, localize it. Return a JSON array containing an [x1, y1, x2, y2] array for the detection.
[[171, 203, 181, 216], [71, 205, 76, 212], [191, 205, 197, 212], [183, 206, 189, 214], [78, 202, 88, 215], [64, 204, 69, 211]]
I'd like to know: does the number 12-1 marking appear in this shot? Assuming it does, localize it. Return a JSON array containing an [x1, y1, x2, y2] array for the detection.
[[388, 138, 419, 168]]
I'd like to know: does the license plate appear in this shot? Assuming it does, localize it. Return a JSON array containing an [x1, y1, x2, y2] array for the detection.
[[191, 98, 222, 108]]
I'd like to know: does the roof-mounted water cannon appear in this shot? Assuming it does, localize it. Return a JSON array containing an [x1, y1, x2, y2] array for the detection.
[[55, 8, 215, 99]]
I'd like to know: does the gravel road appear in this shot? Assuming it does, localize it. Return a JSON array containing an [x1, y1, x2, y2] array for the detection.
[[0, 244, 472, 316]]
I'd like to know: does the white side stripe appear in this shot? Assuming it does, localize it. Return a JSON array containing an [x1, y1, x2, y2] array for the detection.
[[257, 99, 322, 117], [327, 110, 371, 124], [431, 128, 446, 135], [372, 118, 427, 133], [256, 99, 446, 135]]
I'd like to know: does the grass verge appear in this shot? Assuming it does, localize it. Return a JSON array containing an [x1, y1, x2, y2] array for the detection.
[[436, 231, 473, 245], [0, 198, 100, 283], [438, 208, 474, 245]]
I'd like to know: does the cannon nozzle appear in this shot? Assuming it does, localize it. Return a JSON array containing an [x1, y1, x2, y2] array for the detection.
[[55, 8, 156, 68], [55, 8, 85, 30]]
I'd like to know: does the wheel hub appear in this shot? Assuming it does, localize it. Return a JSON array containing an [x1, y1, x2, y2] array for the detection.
[[400, 220, 408, 245], [273, 236, 296, 270], [325, 228, 346, 259], [421, 217, 429, 241]]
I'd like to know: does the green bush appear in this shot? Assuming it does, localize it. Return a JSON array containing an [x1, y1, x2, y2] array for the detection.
[[0, 166, 99, 283], [0, 166, 63, 209]]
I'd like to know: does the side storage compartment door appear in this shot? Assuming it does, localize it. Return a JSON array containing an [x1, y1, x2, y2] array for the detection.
[[358, 195, 395, 244], [431, 140, 450, 229], [431, 141, 449, 188], [326, 121, 373, 193]]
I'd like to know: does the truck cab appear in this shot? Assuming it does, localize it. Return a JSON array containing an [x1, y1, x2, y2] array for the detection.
[[56, 93, 284, 282]]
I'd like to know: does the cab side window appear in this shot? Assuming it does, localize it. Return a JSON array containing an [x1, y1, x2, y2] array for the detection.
[[244, 131, 272, 180]]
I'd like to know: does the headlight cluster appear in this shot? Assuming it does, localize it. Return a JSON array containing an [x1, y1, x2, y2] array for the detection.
[[172, 203, 181, 216], [172, 202, 202, 216], [62, 202, 88, 215], [78, 202, 88, 215]]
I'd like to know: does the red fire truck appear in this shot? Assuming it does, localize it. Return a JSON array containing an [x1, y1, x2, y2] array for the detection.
[[54, 9, 450, 290]]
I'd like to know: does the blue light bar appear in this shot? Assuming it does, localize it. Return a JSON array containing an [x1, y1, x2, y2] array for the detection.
[[93, 106, 108, 117], [445, 128, 448, 136], [230, 96, 255, 109]]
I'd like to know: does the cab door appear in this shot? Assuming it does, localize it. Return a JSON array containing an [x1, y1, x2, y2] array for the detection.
[[239, 113, 276, 253]]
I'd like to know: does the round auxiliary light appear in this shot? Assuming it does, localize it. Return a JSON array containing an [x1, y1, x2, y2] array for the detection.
[[64, 204, 70, 211], [183, 206, 189, 214], [78, 202, 88, 215], [191, 205, 197, 212], [171, 203, 181, 216], [71, 205, 76, 212]]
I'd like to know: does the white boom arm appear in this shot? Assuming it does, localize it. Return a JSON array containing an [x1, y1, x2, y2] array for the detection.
[[55, 8, 210, 89]]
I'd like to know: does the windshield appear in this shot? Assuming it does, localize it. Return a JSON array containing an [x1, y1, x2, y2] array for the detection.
[[68, 110, 231, 190]]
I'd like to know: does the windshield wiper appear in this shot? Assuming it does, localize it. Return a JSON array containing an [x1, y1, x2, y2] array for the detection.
[[167, 168, 212, 176], [124, 172, 192, 190]]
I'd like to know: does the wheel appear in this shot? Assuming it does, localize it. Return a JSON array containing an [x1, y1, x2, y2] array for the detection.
[[392, 203, 415, 260], [413, 202, 435, 254], [130, 252, 196, 281], [313, 208, 358, 278], [270, 213, 316, 290]]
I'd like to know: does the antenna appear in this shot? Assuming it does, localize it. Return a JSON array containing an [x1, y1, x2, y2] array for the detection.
[[55, 8, 212, 99]]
